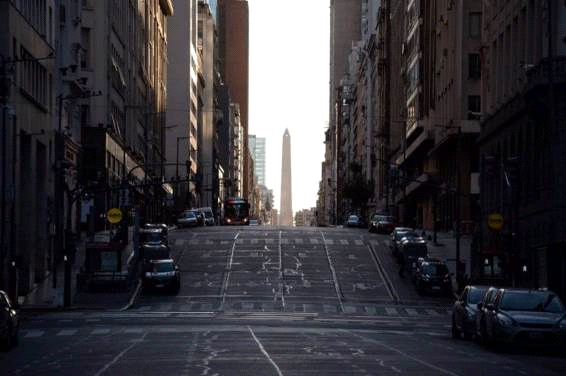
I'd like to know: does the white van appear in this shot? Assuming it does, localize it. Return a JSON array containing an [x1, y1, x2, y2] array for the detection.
[[194, 207, 215, 226]]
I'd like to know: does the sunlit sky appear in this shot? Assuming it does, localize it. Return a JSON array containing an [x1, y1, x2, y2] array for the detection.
[[247, 0, 329, 213]]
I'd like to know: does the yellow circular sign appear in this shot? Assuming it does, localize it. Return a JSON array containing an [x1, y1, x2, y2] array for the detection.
[[488, 212, 504, 231], [107, 208, 123, 224]]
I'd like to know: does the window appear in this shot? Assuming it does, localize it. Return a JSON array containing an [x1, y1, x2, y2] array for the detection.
[[469, 12, 481, 37], [467, 96, 481, 119], [468, 54, 481, 79]]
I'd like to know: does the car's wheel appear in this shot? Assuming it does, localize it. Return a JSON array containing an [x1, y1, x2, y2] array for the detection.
[[451, 317, 460, 339]]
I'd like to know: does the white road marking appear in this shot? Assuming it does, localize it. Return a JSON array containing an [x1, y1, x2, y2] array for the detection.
[[24, 330, 44, 338], [320, 231, 345, 313], [344, 305, 356, 314], [248, 326, 284, 376], [279, 231, 285, 310], [94, 332, 148, 376], [323, 304, 337, 313], [242, 302, 254, 310], [405, 308, 418, 316], [92, 329, 111, 335], [174, 239, 184, 246], [425, 309, 441, 316], [325, 239, 334, 245], [295, 238, 303, 244], [220, 231, 240, 311], [266, 239, 275, 244], [365, 306, 377, 315], [137, 305, 151, 312], [220, 240, 229, 245], [159, 303, 173, 311], [281, 238, 289, 244], [347, 331, 461, 376], [56, 329, 77, 336], [355, 240, 364, 246], [385, 307, 399, 315], [251, 239, 258, 244], [340, 239, 349, 245], [124, 328, 144, 334], [310, 238, 319, 244]]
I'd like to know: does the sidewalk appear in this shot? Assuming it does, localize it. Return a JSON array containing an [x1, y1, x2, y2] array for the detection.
[[20, 228, 137, 312]]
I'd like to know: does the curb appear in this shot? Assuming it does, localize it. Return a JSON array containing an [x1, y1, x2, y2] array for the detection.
[[120, 279, 142, 311]]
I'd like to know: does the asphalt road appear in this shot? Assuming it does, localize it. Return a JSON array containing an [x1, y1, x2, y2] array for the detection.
[[3, 226, 565, 375]]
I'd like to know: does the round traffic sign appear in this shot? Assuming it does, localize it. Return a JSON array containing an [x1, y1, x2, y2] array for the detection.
[[107, 208, 123, 224], [488, 212, 503, 231]]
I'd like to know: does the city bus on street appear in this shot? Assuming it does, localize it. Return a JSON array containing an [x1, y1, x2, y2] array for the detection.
[[223, 197, 250, 225]]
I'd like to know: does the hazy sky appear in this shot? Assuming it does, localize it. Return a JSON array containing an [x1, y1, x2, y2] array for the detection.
[[247, 0, 329, 213]]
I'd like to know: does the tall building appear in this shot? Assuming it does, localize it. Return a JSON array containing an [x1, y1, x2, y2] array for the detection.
[[279, 129, 293, 226], [325, 0, 362, 225], [248, 135, 266, 186], [166, 0, 199, 212], [218, 0, 250, 198]]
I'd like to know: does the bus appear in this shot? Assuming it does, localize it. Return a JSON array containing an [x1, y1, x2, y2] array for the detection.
[[223, 197, 250, 225]]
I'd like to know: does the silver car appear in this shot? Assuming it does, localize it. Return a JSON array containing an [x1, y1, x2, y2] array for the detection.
[[481, 288, 566, 350]]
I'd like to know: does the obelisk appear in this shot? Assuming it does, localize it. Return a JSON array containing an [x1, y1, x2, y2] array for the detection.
[[279, 129, 293, 226]]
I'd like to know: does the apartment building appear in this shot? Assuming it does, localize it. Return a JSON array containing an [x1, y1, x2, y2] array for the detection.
[[166, 0, 199, 213], [0, 0, 56, 298], [477, 0, 566, 298]]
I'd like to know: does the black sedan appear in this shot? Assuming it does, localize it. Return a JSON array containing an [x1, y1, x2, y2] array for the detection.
[[0, 290, 18, 351], [452, 285, 490, 339], [142, 259, 181, 294]]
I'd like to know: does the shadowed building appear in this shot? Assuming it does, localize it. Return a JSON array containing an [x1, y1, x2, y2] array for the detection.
[[279, 129, 293, 226]]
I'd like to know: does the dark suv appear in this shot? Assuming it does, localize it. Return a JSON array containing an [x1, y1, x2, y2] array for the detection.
[[142, 259, 181, 294], [413, 257, 453, 296]]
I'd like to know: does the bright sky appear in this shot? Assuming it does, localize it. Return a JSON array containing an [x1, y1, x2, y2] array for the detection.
[[248, 0, 330, 214]]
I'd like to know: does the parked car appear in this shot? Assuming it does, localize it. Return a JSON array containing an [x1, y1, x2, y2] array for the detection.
[[480, 288, 566, 350], [143, 223, 168, 237], [139, 243, 170, 262], [413, 257, 453, 296], [452, 285, 490, 339], [346, 214, 363, 228], [475, 286, 500, 344], [177, 210, 199, 228], [400, 238, 428, 273], [142, 259, 181, 294], [193, 207, 215, 226], [368, 214, 395, 234], [0, 290, 18, 351], [389, 227, 415, 258], [139, 227, 168, 246]]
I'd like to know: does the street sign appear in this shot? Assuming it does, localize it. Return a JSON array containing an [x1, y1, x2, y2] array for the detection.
[[488, 212, 504, 231], [107, 208, 123, 224]]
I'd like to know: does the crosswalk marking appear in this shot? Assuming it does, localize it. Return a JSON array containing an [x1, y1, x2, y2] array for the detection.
[[242, 302, 254, 310], [281, 238, 289, 244], [355, 240, 364, 246], [405, 308, 418, 316], [325, 239, 334, 245], [221, 240, 229, 245], [295, 238, 303, 244], [340, 240, 349, 245], [425, 309, 441, 316], [159, 304, 173, 311], [174, 239, 184, 246], [137, 305, 151, 312], [385, 307, 398, 315], [310, 238, 319, 244], [24, 330, 44, 338], [364, 306, 377, 315], [344, 305, 356, 314], [323, 304, 337, 313], [124, 328, 144, 334], [265, 239, 275, 244], [57, 329, 77, 336], [92, 329, 111, 335], [180, 304, 193, 311]]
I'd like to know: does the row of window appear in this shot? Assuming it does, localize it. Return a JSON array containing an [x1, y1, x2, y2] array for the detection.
[[19, 47, 49, 109]]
